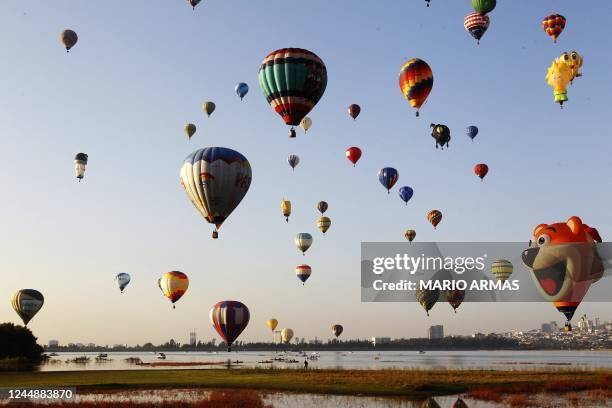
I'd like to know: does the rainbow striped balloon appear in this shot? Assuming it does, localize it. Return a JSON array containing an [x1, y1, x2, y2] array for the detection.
[[399, 58, 433, 116]]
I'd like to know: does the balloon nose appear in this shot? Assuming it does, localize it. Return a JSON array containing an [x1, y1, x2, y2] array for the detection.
[[521, 247, 539, 268]]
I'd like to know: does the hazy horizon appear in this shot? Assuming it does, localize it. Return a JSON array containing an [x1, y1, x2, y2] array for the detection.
[[1, 0, 611, 346]]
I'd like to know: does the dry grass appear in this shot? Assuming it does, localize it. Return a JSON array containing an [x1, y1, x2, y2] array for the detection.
[[0, 368, 610, 399]]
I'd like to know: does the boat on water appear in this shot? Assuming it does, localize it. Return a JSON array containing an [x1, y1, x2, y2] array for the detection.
[[156, 352, 166, 360], [96, 353, 108, 358], [49, 352, 59, 357], [418, 350, 426, 354]]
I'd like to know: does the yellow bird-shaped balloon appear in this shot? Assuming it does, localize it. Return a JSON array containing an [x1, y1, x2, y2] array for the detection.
[[556, 51, 583, 82]]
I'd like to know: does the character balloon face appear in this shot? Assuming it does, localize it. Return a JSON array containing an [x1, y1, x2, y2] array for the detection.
[[521, 217, 603, 316]]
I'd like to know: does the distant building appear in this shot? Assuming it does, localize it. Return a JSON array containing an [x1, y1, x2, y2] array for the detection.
[[190, 330, 197, 346], [48, 340, 59, 348], [371, 337, 391, 346], [429, 325, 444, 339]]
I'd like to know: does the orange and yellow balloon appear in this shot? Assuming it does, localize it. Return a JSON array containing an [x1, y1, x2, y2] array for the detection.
[[158, 271, 189, 309], [399, 58, 433, 117], [267, 319, 278, 332]]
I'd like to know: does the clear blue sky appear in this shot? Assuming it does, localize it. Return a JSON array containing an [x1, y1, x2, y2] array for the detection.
[[0, 0, 610, 345]]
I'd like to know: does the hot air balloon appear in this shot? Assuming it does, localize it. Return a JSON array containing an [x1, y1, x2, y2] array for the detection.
[[521, 216, 603, 331], [491, 259, 513, 282], [546, 59, 572, 107], [60, 29, 78, 52], [158, 271, 189, 308], [12, 290, 44, 326], [557, 51, 583, 82], [346, 147, 362, 166], [466, 125, 478, 140], [542, 14, 566, 43], [332, 324, 343, 338], [115, 273, 131, 293], [300, 117, 312, 133], [405, 229, 416, 242], [281, 198, 291, 222], [74, 153, 88, 182], [202, 101, 216, 117], [348, 104, 361, 120], [425, 0, 431, 7], [464, 12, 490, 44], [180, 147, 252, 239], [281, 328, 294, 344], [317, 216, 331, 234], [296, 264, 312, 285], [317, 201, 328, 214], [427, 210, 442, 229], [452, 398, 469, 408], [423, 397, 441, 408], [258, 48, 327, 137], [471, 0, 496, 14], [267, 319, 278, 332], [415, 288, 439, 316], [295, 233, 313, 255], [378, 167, 399, 193], [445, 289, 465, 313], [235, 82, 249, 100], [210, 301, 250, 351], [474, 163, 489, 181], [430, 124, 450, 149], [287, 154, 300, 171], [185, 123, 196, 140], [187, 0, 201, 10], [398, 186, 414, 205], [399, 58, 433, 117]]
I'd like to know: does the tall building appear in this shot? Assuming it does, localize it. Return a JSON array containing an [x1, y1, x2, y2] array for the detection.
[[429, 325, 444, 339], [190, 330, 197, 346]]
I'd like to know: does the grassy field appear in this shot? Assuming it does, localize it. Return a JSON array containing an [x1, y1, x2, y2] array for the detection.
[[0, 368, 610, 398]]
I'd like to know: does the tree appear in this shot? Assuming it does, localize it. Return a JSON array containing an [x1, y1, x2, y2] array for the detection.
[[0, 323, 44, 364]]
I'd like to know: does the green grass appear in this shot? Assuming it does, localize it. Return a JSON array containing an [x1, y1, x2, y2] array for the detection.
[[0, 368, 610, 398]]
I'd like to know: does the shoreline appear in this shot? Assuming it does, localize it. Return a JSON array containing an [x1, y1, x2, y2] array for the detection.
[[1, 368, 610, 398]]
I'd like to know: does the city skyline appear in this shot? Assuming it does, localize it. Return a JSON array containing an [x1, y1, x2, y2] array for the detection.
[[1, 1, 611, 345]]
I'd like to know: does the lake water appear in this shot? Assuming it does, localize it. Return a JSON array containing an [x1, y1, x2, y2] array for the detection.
[[40, 349, 612, 371]]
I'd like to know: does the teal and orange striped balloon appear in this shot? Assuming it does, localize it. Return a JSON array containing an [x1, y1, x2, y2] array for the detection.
[[399, 58, 433, 117], [258, 48, 327, 127]]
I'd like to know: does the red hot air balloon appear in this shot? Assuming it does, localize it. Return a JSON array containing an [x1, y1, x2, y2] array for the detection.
[[348, 104, 361, 120], [543, 14, 566, 43], [346, 147, 362, 167], [474, 163, 489, 181], [209, 301, 250, 352]]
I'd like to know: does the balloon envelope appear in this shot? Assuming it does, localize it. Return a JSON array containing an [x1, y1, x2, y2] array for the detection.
[[210, 301, 250, 351], [235, 82, 249, 100], [317, 216, 331, 234], [543, 14, 566, 43], [185, 123, 196, 139], [348, 104, 361, 120], [60, 29, 78, 52], [317, 201, 328, 214], [464, 12, 490, 43], [287, 155, 300, 170], [295, 233, 313, 255], [399, 58, 433, 116], [295, 264, 312, 284], [203, 101, 216, 117], [281, 328, 294, 344], [405, 229, 416, 242], [346, 147, 362, 166], [378, 167, 399, 192], [491, 259, 513, 281], [115, 273, 131, 293], [159, 271, 189, 305], [471, 0, 496, 14], [398, 186, 414, 204], [258, 48, 327, 127], [427, 210, 442, 229], [474, 163, 489, 180], [466, 125, 479, 140], [180, 147, 252, 237], [332, 324, 343, 338], [267, 319, 278, 332], [416, 288, 440, 316], [12, 289, 44, 326], [300, 117, 312, 132]]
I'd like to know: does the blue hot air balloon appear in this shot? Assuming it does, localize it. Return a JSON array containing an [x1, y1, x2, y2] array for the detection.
[[398, 186, 414, 205], [378, 167, 399, 194], [210, 300, 250, 352], [466, 125, 478, 140], [235, 82, 249, 100], [287, 154, 300, 171]]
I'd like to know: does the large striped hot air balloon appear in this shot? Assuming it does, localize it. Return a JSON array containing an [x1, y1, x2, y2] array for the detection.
[[258, 48, 327, 136], [542, 14, 566, 43], [464, 12, 490, 44], [210, 301, 250, 351], [295, 264, 312, 285], [180, 147, 252, 239], [399, 58, 433, 117], [317, 216, 331, 234], [491, 259, 513, 282], [158, 271, 189, 308], [12, 290, 44, 326], [427, 210, 442, 229]]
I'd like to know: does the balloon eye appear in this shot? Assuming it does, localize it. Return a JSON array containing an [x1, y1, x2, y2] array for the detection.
[[537, 234, 550, 246], [571, 53, 577, 60], [436, 126, 443, 133], [563, 54, 569, 61]]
